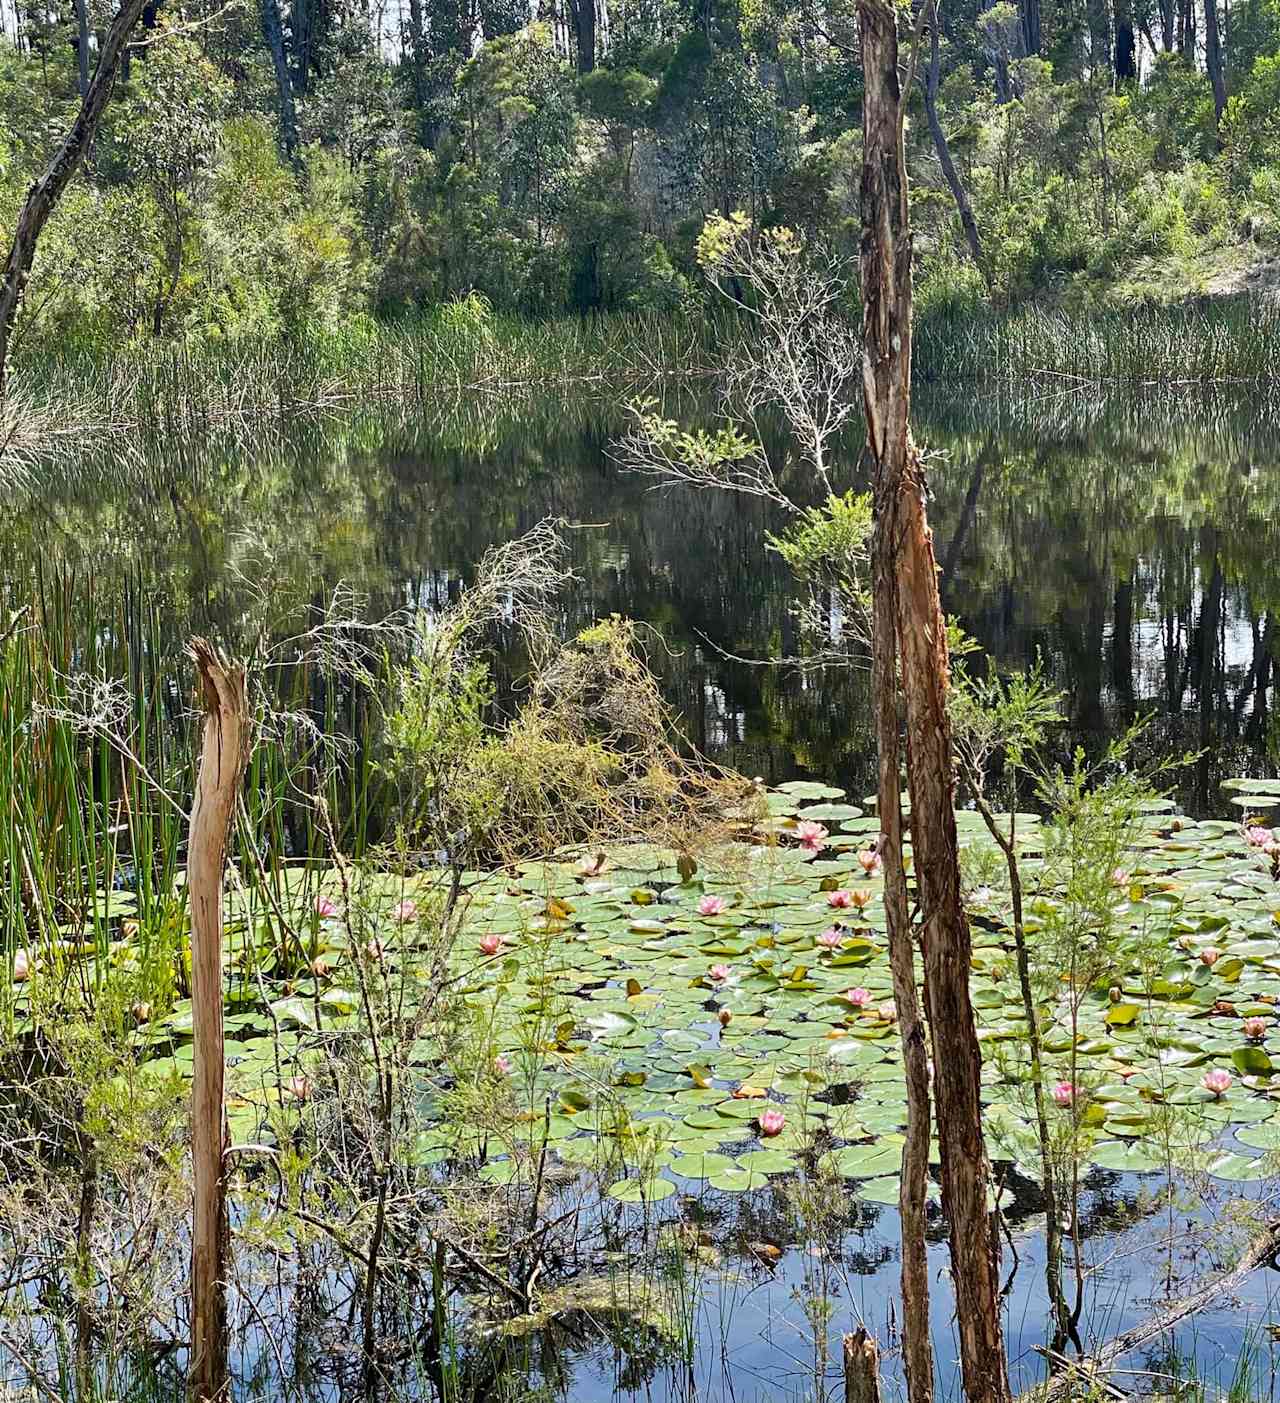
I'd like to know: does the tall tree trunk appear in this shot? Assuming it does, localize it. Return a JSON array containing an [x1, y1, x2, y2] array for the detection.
[[74, 0, 90, 96], [264, 0, 299, 156], [1021, 0, 1040, 54], [569, 0, 596, 71], [872, 536, 935, 1403], [188, 640, 250, 1403], [1204, 0, 1227, 124], [0, 0, 148, 401], [857, 4, 1011, 1403], [923, 2, 988, 285]]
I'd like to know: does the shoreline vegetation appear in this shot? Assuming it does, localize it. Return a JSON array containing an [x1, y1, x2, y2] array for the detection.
[[8, 293, 1280, 476]]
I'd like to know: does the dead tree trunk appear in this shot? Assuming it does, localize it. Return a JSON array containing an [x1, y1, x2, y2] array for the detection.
[[857, 4, 1011, 1403], [188, 639, 250, 1403], [0, 0, 147, 400], [844, 1329, 884, 1403]]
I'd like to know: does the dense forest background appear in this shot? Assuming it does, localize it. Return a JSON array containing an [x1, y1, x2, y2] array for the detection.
[[2, 0, 1278, 354]]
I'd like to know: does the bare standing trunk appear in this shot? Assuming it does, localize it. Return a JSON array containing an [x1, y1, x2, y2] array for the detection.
[[1204, 0, 1227, 125], [263, 0, 299, 156], [74, 0, 90, 96], [921, 1, 988, 285], [857, 3, 1011, 1402], [188, 639, 250, 1403], [0, 0, 148, 400]]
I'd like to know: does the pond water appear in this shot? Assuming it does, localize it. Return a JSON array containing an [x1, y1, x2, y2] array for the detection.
[[7, 382, 1280, 1403]]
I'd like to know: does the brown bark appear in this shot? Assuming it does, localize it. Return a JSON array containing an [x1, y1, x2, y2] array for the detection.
[[844, 1329, 884, 1403], [187, 639, 250, 1403], [857, 3, 1011, 1402], [872, 504, 934, 1403], [0, 0, 147, 400]]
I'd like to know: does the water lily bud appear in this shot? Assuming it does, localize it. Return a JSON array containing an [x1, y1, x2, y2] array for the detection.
[[1200, 947, 1221, 967], [310, 957, 330, 979], [1244, 1017, 1269, 1041], [718, 1008, 733, 1027], [132, 1000, 152, 1024], [1109, 986, 1122, 1003], [758, 1107, 785, 1137]]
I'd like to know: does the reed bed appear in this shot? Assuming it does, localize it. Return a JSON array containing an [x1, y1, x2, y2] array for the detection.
[[915, 295, 1280, 385], [0, 574, 394, 1026]]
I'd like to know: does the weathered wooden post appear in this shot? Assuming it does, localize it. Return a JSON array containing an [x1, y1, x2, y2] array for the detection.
[[187, 639, 249, 1403]]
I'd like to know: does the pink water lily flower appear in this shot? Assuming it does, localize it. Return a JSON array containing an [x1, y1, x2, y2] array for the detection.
[[1052, 1082, 1078, 1108], [11, 948, 30, 983], [816, 927, 844, 950], [758, 1107, 786, 1137], [1244, 1017, 1269, 1041], [845, 987, 872, 1008], [698, 895, 729, 916], [494, 1054, 513, 1075], [1202, 1068, 1233, 1097], [1245, 825, 1274, 848], [857, 848, 883, 877], [1111, 868, 1130, 888], [795, 820, 829, 853], [392, 899, 418, 923], [315, 895, 339, 919], [826, 889, 854, 909], [479, 933, 504, 957], [707, 963, 732, 984], [1200, 947, 1221, 967]]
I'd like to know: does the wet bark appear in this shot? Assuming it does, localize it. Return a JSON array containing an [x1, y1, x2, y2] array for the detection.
[[188, 639, 250, 1403], [0, 0, 148, 401], [857, 3, 1011, 1401]]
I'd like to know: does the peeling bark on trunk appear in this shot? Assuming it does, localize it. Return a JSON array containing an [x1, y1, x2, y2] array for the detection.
[[0, 0, 148, 400], [857, 4, 1011, 1401], [188, 639, 250, 1403], [844, 1329, 884, 1403]]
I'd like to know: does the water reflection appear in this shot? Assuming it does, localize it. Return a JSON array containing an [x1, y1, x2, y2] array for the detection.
[[10, 385, 1280, 817]]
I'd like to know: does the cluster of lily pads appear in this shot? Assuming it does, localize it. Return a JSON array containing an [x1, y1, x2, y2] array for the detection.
[[15, 775, 1280, 1209]]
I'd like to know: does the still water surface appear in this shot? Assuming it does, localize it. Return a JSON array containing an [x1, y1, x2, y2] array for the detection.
[[10, 383, 1280, 1400]]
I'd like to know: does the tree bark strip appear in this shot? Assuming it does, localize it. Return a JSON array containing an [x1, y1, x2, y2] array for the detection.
[[188, 639, 250, 1403], [0, 0, 148, 400], [857, 3, 1011, 1401]]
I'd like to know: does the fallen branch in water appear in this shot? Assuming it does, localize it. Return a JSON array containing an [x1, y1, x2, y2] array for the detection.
[[1024, 1218, 1280, 1403]]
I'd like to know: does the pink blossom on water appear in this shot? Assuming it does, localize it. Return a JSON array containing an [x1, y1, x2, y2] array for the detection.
[[494, 1054, 513, 1075], [1245, 825, 1274, 848], [315, 895, 339, 919], [857, 848, 883, 877], [479, 933, 504, 957], [1111, 868, 1130, 888], [1244, 1017, 1269, 1041], [1052, 1082, 1078, 1108], [845, 987, 872, 1008], [816, 927, 844, 950], [758, 1107, 786, 1138], [393, 899, 418, 923], [826, 889, 854, 909], [1202, 1068, 1233, 1097], [1200, 946, 1221, 967], [707, 963, 732, 984], [698, 895, 729, 916], [795, 820, 829, 853]]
